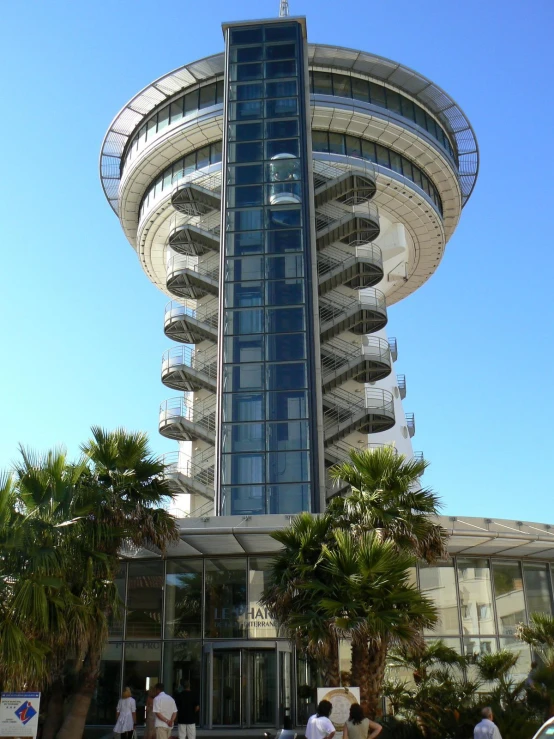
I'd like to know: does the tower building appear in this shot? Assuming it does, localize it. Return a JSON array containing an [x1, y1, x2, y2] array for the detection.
[[93, 11, 554, 731], [101, 15, 477, 521]]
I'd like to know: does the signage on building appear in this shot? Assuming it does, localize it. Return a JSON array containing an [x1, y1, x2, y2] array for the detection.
[[316, 687, 360, 737], [0, 693, 41, 738]]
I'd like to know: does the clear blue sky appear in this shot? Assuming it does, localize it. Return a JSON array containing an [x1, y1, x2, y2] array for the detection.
[[0, 0, 552, 522]]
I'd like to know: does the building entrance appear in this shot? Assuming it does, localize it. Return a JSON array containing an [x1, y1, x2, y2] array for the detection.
[[204, 642, 292, 728]]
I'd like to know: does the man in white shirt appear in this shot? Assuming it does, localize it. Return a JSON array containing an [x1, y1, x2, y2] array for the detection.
[[474, 707, 502, 739], [153, 683, 178, 739], [306, 700, 336, 739]]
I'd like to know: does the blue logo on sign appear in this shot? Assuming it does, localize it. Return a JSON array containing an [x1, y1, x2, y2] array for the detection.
[[15, 700, 36, 725]]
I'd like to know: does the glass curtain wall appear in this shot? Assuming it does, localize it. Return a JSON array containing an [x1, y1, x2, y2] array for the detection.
[[219, 20, 318, 516], [89, 556, 554, 727]]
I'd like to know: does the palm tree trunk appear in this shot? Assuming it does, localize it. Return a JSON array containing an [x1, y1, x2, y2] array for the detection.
[[55, 651, 100, 739], [364, 639, 389, 719], [322, 637, 340, 686], [351, 635, 370, 714], [42, 679, 65, 739]]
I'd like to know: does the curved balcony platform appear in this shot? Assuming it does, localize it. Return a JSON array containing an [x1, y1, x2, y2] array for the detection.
[[318, 243, 383, 295], [323, 387, 395, 445], [167, 221, 220, 256], [316, 204, 380, 250], [161, 346, 217, 392], [164, 300, 218, 344], [321, 336, 391, 391], [319, 290, 387, 342], [406, 413, 416, 438], [163, 451, 215, 502], [166, 254, 219, 300], [171, 182, 221, 216], [159, 396, 216, 444]]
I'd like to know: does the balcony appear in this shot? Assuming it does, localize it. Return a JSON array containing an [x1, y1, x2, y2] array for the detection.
[[161, 346, 218, 392], [389, 337, 398, 362], [164, 299, 218, 344], [320, 336, 391, 391], [166, 253, 219, 300], [316, 202, 380, 250], [314, 161, 377, 208], [167, 218, 220, 256], [397, 374, 406, 399], [159, 396, 217, 444], [171, 181, 221, 216], [405, 413, 416, 438], [317, 243, 383, 295], [163, 451, 215, 502], [319, 289, 387, 342], [323, 387, 395, 444]]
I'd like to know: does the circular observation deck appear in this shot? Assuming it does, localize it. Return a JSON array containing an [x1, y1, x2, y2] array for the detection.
[[100, 45, 478, 217]]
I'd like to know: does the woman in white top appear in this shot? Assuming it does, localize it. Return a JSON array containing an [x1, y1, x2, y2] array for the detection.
[[306, 699, 336, 739], [113, 686, 136, 739]]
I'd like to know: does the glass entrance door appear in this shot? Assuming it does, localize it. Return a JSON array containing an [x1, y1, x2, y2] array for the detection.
[[205, 644, 291, 728]]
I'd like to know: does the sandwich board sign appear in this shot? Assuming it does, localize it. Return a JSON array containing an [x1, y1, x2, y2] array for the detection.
[[0, 693, 40, 737]]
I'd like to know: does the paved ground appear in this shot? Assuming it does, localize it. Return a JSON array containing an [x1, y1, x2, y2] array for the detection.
[[85, 728, 305, 739]]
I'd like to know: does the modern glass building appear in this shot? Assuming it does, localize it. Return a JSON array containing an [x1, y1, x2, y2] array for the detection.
[[98, 10, 554, 732]]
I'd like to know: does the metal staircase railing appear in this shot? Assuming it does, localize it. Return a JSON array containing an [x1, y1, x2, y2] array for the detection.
[[165, 252, 220, 298], [164, 299, 219, 343], [167, 211, 221, 256], [161, 345, 218, 391], [322, 387, 395, 443], [319, 289, 387, 340], [159, 395, 217, 442], [320, 336, 391, 388]]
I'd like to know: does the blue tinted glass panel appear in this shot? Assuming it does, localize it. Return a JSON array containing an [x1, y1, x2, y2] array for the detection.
[[223, 393, 264, 422], [267, 390, 308, 420]]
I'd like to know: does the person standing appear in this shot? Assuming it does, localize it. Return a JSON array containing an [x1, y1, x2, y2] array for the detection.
[[175, 681, 200, 739], [144, 686, 157, 739], [343, 703, 382, 739], [153, 682, 178, 739], [306, 699, 336, 739], [474, 707, 503, 739], [113, 686, 136, 739]]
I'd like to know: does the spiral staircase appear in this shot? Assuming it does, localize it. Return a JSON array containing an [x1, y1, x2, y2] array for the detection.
[[159, 160, 414, 507]]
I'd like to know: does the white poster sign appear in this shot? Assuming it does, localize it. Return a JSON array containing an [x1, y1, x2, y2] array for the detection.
[[317, 687, 361, 738], [0, 693, 41, 738]]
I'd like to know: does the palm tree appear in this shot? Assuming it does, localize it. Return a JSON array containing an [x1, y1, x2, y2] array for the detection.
[[260, 513, 340, 685], [55, 427, 180, 739], [325, 447, 448, 714], [327, 446, 448, 562], [318, 529, 438, 717], [0, 447, 115, 739], [0, 428, 179, 739], [517, 613, 554, 717]]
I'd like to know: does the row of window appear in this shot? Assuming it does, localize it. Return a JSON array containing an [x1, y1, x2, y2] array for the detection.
[[310, 70, 455, 159], [138, 138, 442, 222], [108, 555, 554, 644], [122, 71, 454, 172], [224, 332, 306, 362], [312, 130, 443, 214]]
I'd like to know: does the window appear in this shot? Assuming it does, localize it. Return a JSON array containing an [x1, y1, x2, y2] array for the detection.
[[457, 558, 494, 636], [419, 561, 459, 635], [266, 279, 304, 305], [222, 453, 265, 485], [523, 563, 553, 616], [312, 71, 333, 95], [222, 423, 265, 452], [224, 363, 264, 391], [266, 333, 306, 361], [223, 393, 264, 422], [224, 334, 264, 363], [267, 390, 308, 420], [267, 450, 310, 483], [492, 561, 525, 636], [267, 421, 309, 451], [126, 561, 164, 639], [267, 362, 307, 390], [204, 558, 247, 638], [165, 560, 203, 638], [333, 74, 352, 98]]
